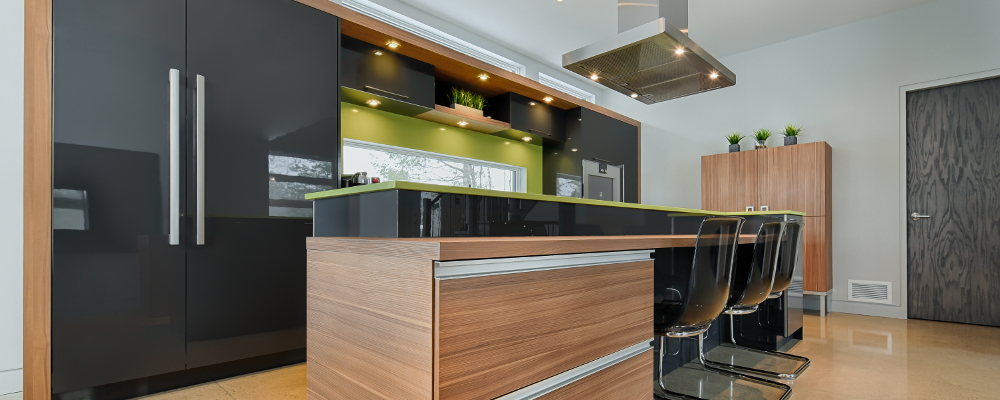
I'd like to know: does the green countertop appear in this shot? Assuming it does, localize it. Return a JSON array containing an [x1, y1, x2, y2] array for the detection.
[[305, 181, 806, 217]]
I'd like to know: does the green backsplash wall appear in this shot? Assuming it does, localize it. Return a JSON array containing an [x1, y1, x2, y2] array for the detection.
[[341, 103, 543, 194]]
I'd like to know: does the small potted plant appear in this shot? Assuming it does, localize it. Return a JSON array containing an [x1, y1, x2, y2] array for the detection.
[[753, 128, 772, 149], [448, 87, 488, 117], [725, 133, 745, 153], [782, 124, 803, 145]]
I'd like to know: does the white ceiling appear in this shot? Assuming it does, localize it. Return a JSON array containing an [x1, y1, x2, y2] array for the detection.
[[392, 0, 938, 67]]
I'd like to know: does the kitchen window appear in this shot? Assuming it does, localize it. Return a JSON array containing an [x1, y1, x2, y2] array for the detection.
[[343, 139, 526, 193]]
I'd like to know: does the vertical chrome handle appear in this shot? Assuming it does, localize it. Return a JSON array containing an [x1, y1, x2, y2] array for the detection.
[[746, 206, 755, 212], [169, 69, 180, 245], [196, 75, 206, 245], [761, 205, 770, 212]]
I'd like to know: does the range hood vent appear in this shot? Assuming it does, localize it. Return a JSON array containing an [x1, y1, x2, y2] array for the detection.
[[562, 0, 735, 104]]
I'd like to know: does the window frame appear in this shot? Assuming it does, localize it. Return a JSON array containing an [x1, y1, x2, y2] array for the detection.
[[343, 138, 528, 193]]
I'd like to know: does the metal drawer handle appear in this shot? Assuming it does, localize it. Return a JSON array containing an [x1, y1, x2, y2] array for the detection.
[[363, 85, 409, 99], [528, 128, 552, 136]]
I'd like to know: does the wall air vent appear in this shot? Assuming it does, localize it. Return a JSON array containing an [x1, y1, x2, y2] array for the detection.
[[538, 72, 597, 103], [342, 0, 527, 76], [848, 280, 892, 304]]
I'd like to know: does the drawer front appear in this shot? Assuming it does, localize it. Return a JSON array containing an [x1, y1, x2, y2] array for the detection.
[[436, 253, 654, 400], [536, 348, 652, 400]]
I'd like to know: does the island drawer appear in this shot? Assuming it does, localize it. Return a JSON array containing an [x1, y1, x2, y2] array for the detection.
[[434, 251, 654, 400]]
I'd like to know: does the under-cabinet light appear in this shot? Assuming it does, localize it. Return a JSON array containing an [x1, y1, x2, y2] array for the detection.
[[366, 99, 381, 106]]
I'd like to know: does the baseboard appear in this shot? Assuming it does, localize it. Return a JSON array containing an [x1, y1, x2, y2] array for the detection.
[[0, 368, 23, 395], [830, 300, 907, 319]]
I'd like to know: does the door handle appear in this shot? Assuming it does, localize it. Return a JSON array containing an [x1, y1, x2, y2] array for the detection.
[[761, 205, 770, 212], [363, 85, 409, 99], [746, 206, 755, 212], [168, 69, 180, 245], [195, 75, 206, 245], [910, 212, 930, 221]]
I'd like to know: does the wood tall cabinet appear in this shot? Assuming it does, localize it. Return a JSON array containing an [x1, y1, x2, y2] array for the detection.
[[702, 141, 833, 292]]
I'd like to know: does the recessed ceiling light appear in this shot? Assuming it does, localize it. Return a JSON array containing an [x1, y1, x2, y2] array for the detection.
[[529, 101, 536, 106], [709, 72, 719, 79], [630, 93, 639, 98], [571, 148, 578, 152], [373, 50, 383, 56], [675, 48, 685, 55], [366, 99, 381, 106], [478, 73, 489, 80], [522, 137, 532, 142], [386, 41, 400, 49], [543, 96, 553, 102], [590, 74, 599, 80], [458, 121, 468, 126]]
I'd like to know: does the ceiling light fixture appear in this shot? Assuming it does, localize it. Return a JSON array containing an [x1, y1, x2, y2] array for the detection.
[[529, 101, 536, 106], [630, 93, 639, 98], [522, 137, 532, 142], [373, 50, 383, 56], [386, 41, 400, 49], [478, 73, 489, 80], [675, 48, 685, 55], [458, 121, 468, 126], [543, 96, 553, 102], [366, 99, 381, 106]]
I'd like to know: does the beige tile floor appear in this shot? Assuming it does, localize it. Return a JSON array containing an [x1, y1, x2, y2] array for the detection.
[[134, 312, 1000, 400]]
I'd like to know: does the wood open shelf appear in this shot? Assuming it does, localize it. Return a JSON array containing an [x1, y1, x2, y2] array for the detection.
[[414, 105, 509, 134]]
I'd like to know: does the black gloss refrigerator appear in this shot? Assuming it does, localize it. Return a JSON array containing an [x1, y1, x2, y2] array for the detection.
[[51, 0, 340, 397]]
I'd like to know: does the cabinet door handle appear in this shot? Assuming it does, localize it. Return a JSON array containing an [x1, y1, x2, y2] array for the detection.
[[528, 129, 552, 136], [761, 205, 769, 211], [195, 75, 206, 245], [363, 85, 409, 99], [168, 69, 181, 246], [746, 206, 755, 212]]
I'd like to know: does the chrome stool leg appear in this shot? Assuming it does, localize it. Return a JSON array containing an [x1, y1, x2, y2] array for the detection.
[[655, 334, 793, 400], [702, 314, 811, 380]]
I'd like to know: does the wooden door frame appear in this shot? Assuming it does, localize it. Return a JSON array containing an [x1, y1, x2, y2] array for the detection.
[[897, 67, 1000, 320], [24, 0, 53, 398]]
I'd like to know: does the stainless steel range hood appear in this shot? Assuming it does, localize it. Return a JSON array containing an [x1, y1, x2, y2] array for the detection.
[[562, 0, 735, 104]]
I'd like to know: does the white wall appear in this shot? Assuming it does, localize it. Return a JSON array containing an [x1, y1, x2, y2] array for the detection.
[[609, 0, 1000, 318], [0, 0, 25, 395]]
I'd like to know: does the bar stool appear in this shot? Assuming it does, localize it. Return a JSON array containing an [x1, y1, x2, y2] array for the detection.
[[654, 217, 792, 400], [703, 221, 809, 380]]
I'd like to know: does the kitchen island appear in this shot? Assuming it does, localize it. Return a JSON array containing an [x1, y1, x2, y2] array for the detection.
[[305, 182, 805, 399]]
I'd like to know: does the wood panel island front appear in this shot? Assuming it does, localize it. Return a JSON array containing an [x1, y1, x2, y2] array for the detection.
[[305, 182, 804, 399]]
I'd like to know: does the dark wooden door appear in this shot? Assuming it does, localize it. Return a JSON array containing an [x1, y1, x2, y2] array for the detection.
[[907, 76, 1000, 327]]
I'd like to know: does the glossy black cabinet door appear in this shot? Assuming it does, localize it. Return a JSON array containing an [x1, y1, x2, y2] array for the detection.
[[488, 93, 567, 141], [185, 0, 340, 368], [544, 108, 640, 203], [340, 35, 436, 108], [52, 0, 187, 394]]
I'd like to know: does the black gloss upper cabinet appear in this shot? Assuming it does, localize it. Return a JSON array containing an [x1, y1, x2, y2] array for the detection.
[[340, 35, 435, 108], [487, 93, 566, 142], [544, 108, 640, 203]]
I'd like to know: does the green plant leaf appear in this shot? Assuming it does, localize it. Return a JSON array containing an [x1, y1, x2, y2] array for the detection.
[[725, 133, 745, 144], [782, 124, 803, 137], [449, 87, 488, 110], [754, 128, 772, 142]]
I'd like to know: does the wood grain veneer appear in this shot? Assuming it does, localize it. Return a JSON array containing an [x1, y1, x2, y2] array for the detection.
[[803, 216, 832, 292], [761, 142, 831, 217], [436, 261, 653, 400], [701, 150, 758, 212], [292, 0, 639, 128], [536, 350, 653, 400], [25, 0, 53, 398], [414, 105, 510, 134], [309, 235, 755, 262], [307, 240, 440, 400]]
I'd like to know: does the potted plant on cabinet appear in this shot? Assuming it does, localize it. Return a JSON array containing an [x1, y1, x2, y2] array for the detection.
[[448, 87, 488, 117], [782, 124, 803, 145], [753, 128, 772, 149], [725, 133, 745, 153]]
